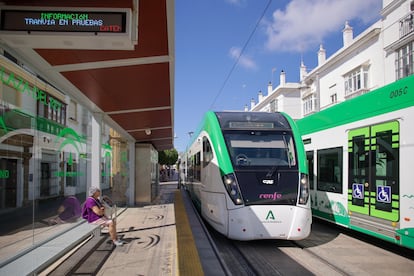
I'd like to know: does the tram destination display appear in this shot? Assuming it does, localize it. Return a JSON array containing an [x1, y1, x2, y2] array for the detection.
[[0, 10, 127, 33]]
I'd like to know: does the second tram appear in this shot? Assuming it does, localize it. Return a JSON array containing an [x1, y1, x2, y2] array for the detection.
[[296, 75, 414, 249]]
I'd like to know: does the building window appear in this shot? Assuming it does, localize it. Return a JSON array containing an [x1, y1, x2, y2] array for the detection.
[[330, 93, 337, 104], [344, 66, 369, 96], [37, 93, 66, 125], [270, 99, 278, 113], [303, 94, 316, 115], [1, 84, 20, 107], [329, 84, 337, 105], [66, 161, 78, 187], [395, 41, 414, 80], [69, 99, 78, 122]]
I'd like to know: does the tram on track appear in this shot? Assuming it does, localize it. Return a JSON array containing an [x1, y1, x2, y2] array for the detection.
[[181, 111, 312, 240], [296, 74, 414, 249]]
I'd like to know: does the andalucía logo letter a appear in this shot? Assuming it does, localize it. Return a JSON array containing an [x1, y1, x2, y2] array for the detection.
[[266, 210, 275, 220]]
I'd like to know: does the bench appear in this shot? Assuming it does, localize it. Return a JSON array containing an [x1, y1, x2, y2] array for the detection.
[[0, 222, 101, 275]]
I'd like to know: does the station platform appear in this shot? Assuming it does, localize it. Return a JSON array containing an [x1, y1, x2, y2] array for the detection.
[[41, 182, 227, 276]]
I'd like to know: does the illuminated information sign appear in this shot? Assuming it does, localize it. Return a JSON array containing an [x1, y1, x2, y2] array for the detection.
[[0, 10, 127, 33]]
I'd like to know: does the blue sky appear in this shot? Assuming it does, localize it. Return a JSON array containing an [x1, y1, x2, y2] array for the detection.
[[174, 0, 382, 152]]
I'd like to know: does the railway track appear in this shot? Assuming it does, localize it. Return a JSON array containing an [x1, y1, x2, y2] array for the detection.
[[210, 229, 336, 275], [186, 189, 414, 275], [206, 218, 414, 276]]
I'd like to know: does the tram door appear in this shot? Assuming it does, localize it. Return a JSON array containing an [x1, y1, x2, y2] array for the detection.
[[348, 121, 399, 222]]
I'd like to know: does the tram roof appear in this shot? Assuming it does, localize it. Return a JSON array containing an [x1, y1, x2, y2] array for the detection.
[[0, 0, 175, 150]]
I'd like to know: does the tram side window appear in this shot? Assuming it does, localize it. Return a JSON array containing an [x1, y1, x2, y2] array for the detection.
[[187, 156, 193, 182], [188, 152, 201, 182], [194, 152, 201, 181], [306, 151, 314, 190], [317, 147, 343, 194], [203, 137, 213, 167]]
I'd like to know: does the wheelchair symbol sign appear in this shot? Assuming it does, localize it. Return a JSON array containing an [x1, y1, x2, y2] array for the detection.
[[377, 186, 391, 203], [352, 183, 364, 199]]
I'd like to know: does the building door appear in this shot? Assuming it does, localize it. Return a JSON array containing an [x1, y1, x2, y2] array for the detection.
[[0, 158, 17, 208], [348, 121, 400, 222]]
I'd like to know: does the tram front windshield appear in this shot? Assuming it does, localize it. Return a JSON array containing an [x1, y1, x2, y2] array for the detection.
[[224, 130, 297, 168]]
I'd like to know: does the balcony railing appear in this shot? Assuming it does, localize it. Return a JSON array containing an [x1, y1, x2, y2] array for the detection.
[[345, 88, 370, 99], [400, 11, 414, 38], [302, 98, 319, 116], [0, 102, 65, 138]]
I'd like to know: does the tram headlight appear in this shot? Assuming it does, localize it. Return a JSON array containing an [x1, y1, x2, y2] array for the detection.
[[222, 173, 243, 205], [298, 173, 309, 205]]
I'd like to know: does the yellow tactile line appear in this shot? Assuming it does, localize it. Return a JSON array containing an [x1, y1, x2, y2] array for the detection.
[[174, 191, 204, 276]]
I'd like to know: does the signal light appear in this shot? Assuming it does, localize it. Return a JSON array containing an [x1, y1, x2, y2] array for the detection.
[[298, 173, 309, 205], [222, 173, 243, 205]]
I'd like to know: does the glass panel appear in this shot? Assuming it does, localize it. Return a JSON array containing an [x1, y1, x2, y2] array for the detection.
[[349, 135, 368, 207], [356, 71, 361, 90], [203, 137, 213, 167], [0, 63, 92, 263], [396, 41, 414, 79], [104, 128, 129, 206], [224, 131, 297, 168], [306, 151, 314, 190], [317, 147, 343, 193], [373, 130, 399, 213]]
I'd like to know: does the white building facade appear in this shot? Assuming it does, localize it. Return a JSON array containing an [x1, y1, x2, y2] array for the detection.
[[248, 0, 414, 120], [249, 70, 302, 120]]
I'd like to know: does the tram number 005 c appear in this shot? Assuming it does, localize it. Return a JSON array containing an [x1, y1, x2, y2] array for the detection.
[[389, 86, 408, 98]]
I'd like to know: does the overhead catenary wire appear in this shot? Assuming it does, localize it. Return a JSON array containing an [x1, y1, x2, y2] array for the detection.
[[209, 0, 273, 110]]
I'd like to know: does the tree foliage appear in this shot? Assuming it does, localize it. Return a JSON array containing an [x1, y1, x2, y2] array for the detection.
[[158, 148, 178, 165]]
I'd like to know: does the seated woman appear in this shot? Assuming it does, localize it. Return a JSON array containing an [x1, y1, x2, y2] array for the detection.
[[82, 186, 124, 246], [49, 188, 81, 225]]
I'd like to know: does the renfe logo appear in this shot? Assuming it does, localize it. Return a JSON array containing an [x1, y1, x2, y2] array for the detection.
[[259, 192, 282, 200]]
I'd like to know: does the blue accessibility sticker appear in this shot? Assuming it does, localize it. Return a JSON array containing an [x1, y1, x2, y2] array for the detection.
[[377, 186, 391, 203], [352, 183, 364, 199]]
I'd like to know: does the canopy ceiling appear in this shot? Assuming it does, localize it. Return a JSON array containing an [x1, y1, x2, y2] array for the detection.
[[0, 0, 175, 150]]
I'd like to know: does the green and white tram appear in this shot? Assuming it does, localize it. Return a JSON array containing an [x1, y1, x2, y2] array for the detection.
[[296, 75, 414, 249], [182, 111, 312, 240]]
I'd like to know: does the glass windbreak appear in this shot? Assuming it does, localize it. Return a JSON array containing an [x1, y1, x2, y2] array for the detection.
[[224, 130, 297, 168], [102, 128, 130, 207], [0, 61, 130, 265]]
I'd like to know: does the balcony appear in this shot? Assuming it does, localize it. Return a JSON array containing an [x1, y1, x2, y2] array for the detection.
[[400, 11, 414, 38], [345, 88, 370, 99], [0, 102, 65, 138], [302, 97, 319, 116]]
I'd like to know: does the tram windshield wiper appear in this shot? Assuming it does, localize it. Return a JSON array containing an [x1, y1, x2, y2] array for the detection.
[[282, 136, 293, 168], [266, 166, 277, 178]]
